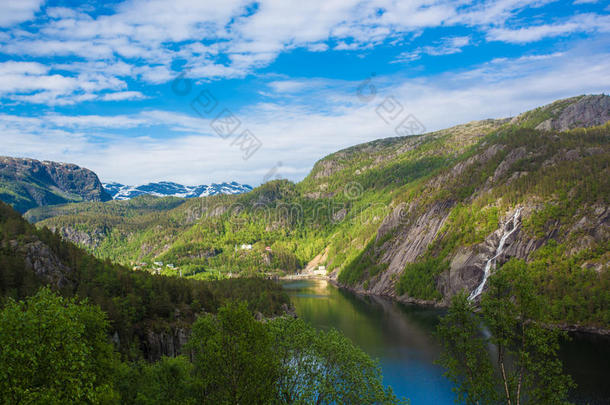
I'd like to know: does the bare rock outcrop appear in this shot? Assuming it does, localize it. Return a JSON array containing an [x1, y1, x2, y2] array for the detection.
[[143, 327, 190, 361], [492, 146, 527, 182], [313, 159, 344, 180], [365, 200, 454, 297], [54, 226, 106, 249], [535, 94, 610, 131], [10, 239, 72, 289]]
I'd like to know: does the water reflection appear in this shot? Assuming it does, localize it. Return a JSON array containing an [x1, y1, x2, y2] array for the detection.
[[282, 279, 610, 405], [283, 279, 455, 404]]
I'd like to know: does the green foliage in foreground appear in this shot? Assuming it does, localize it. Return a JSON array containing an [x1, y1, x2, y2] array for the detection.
[[186, 301, 279, 404], [437, 262, 574, 405], [0, 290, 405, 405], [269, 316, 402, 404], [0, 288, 117, 404]]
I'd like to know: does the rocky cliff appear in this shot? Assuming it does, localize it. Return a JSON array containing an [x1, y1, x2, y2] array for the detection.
[[0, 156, 111, 213], [512, 94, 610, 131], [332, 96, 609, 321]]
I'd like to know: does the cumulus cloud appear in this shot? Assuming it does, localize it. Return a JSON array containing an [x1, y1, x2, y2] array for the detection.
[[267, 80, 310, 94], [0, 61, 129, 105], [0, 1, 608, 185], [0, 0, 608, 104], [0, 0, 44, 27], [1, 45, 608, 185]]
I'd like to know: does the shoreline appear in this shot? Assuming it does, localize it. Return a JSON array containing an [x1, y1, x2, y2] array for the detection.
[[282, 274, 610, 338]]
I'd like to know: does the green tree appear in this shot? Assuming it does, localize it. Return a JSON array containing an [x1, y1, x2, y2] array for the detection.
[[269, 316, 405, 405], [481, 260, 574, 405], [436, 293, 498, 405], [0, 287, 117, 404], [115, 356, 196, 405], [185, 301, 279, 404], [437, 260, 574, 405]]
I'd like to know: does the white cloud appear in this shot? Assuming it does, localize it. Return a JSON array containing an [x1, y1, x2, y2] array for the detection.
[[393, 36, 471, 63], [0, 0, 463, 96], [307, 43, 329, 52], [452, 0, 556, 26], [0, 61, 49, 75], [44, 114, 150, 128], [267, 80, 309, 94], [0, 60, 136, 105], [1, 0, 608, 105], [0, 0, 44, 27], [1, 44, 608, 185], [487, 13, 610, 43], [101, 91, 146, 101]]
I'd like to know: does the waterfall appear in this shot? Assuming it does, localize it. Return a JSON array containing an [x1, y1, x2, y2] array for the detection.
[[469, 208, 522, 301]]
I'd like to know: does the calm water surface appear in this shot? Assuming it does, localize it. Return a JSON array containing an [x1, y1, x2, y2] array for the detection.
[[282, 279, 610, 405]]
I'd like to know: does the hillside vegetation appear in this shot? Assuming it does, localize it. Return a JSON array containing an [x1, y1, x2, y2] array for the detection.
[[0, 201, 289, 360], [30, 95, 610, 329]]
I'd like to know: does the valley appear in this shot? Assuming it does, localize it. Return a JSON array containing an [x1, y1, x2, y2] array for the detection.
[[1, 94, 608, 404], [19, 95, 609, 332]]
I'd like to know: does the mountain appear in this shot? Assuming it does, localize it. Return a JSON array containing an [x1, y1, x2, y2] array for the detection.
[[0, 157, 112, 213], [103, 181, 253, 200], [0, 200, 289, 360], [30, 94, 610, 330]]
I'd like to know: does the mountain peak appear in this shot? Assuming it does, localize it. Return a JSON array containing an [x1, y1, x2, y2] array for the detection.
[[511, 94, 610, 131], [102, 181, 253, 200], [0, 156, 111, 213]]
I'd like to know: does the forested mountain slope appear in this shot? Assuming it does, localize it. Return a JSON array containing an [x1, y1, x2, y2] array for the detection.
[[0, 201, 289, 360], [30, 95, 610, 329], [0, 156, 112, 213]]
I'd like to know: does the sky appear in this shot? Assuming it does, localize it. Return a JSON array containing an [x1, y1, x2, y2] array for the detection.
[[0, 0, 609, 186]]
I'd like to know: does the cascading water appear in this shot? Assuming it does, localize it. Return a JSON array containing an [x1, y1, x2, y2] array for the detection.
[[469, 208, 522, 301]]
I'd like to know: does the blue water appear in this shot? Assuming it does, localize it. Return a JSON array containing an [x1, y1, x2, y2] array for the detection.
[[282, 279, 610, 405], [283, 279, 455, 404]]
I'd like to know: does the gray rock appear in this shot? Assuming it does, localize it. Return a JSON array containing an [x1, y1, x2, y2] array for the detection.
[[492, 146, 527, 182], [535, 94, 610, 131]]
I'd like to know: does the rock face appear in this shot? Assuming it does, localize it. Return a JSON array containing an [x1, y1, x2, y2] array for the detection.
[[351, 198, 608, 306], [510, 94, 610, 132], [55, 226, 106, 249], [312, 159, 344, 180], [10, 239, 73, 289], [336, 95, 610, 306], [372, 200, 454, 297], [143, 328, 190, 361], [439, 208, 529, 300], [0, 156, 111, 213], [534, 95, 610, 132]]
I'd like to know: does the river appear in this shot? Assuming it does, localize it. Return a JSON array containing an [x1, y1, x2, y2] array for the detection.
[[282, 279, 610, 405]]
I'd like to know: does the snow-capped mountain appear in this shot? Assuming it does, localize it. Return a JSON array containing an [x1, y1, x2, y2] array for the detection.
[[103, 181, 253, 200]]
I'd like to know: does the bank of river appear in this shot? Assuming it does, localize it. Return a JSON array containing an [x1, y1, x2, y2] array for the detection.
[[281, 279, 610, 405]]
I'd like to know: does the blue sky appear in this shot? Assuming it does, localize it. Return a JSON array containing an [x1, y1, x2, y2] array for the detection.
[[0, 0, 609, 186]]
